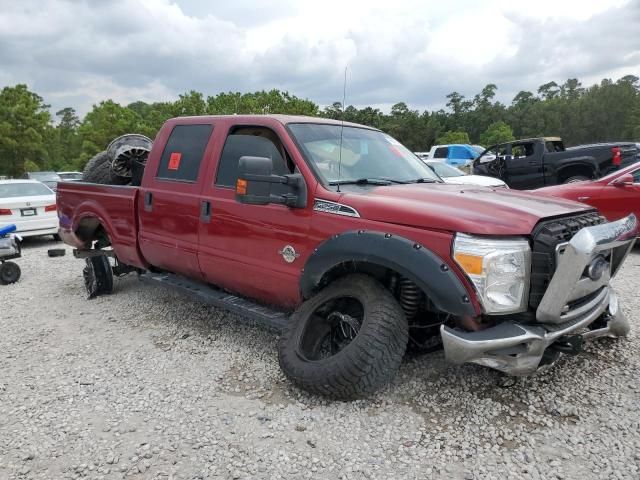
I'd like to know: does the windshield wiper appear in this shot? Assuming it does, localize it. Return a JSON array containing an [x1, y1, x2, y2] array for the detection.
[[329, 178, 394, 186], [404, 178, 439, 183], [329, 177, 439, 186]]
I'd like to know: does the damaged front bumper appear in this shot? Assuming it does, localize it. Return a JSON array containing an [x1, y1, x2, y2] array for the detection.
[[441, 214, 637, 375]]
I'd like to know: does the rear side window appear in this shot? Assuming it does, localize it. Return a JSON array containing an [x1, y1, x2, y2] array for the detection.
[[633, 169, 640, 183], [157, 124, 213, 182], [433, 147, 448, 159]]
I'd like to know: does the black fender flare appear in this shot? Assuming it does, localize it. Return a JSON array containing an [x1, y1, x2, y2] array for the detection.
[[300, 230, 477, 317]]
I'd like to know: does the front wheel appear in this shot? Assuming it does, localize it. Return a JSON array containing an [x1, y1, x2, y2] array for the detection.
[[278, 274, 408, 399]]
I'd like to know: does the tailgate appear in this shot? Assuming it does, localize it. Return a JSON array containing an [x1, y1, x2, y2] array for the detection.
[[57, 182, 144, 267]]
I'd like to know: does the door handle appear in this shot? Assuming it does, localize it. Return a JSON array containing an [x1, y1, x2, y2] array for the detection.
[[144, 192, 153, 212], [200, 200, 211, 223], [577, 196, 590, 201]]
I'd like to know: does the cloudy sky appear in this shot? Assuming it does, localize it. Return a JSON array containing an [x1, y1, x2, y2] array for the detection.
[[1, 0, 638, 116]]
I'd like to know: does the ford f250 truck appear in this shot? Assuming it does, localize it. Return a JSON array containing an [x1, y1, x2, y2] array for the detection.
[[473, 137, 639, 189], [57, 115, 638, 399]]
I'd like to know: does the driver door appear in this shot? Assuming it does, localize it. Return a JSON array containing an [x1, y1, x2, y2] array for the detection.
[[505, 142, 544, 189]]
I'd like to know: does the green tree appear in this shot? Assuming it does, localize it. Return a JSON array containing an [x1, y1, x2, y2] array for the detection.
[[436, 131, 470, 144], [51, 107, 81, 170], [480, 121, 515, 146], [77, 100, 143, 164], [0, 84, 52, 177]]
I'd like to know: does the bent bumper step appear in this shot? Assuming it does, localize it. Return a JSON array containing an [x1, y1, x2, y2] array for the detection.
[[441, 290, 629, 375]]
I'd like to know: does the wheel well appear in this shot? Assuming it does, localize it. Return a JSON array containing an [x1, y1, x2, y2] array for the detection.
[[314, 260, 441, 317], [75, 217, 111, 248], [558, 164, 594, 182], [316, 261, 392, 293]]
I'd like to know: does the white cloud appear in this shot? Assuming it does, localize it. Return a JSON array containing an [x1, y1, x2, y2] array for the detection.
[[0, 0, 637, 115]]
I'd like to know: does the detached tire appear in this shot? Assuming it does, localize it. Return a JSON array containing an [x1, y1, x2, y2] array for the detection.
[[278, 274, 408, 399], [83, 255, 113, 298], [0, 261, 21, 285], [82, 151, 128, 185]]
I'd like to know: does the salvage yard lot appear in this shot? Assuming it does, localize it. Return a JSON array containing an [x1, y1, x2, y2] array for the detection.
[[1, 240, 639, 480]]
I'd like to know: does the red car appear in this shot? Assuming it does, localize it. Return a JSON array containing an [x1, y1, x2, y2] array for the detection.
[[536, 163, 640, 223]]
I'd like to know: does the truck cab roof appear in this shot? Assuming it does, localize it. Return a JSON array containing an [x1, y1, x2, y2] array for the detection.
[[164, 114, 378, 131]]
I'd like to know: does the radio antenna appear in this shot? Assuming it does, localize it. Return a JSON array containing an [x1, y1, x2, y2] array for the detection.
[[336, 66, 348, 193]]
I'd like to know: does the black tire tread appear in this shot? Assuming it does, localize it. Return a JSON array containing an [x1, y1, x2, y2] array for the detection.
[[278, 274, 408, 399], [82, 151, 129, 185]]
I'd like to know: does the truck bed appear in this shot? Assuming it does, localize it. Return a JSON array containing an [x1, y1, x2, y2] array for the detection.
[[57, 182, 146, 268]]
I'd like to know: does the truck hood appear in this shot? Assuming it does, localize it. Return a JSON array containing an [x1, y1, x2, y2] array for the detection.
[[339, 183, 592, 235]]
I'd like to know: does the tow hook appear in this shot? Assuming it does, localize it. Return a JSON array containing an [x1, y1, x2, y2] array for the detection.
[[549, 335, 584, 355]]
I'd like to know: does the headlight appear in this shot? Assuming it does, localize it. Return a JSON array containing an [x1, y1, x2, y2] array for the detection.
[[453, 234, 531, 314]]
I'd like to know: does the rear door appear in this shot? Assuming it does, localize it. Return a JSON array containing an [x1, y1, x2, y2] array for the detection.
[[138, 122, 215, 279], [197, 121, 313, 308]]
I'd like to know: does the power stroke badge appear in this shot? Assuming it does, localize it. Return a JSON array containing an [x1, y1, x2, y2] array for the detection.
[[278, 245, 300, 263]]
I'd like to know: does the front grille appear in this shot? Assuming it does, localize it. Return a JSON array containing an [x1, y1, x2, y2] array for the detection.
[[529, 211, 605, 309]]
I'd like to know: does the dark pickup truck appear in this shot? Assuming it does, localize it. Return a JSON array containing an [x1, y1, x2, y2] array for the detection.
[[57, 116, 638, 399], [473, 137, 638, 189]]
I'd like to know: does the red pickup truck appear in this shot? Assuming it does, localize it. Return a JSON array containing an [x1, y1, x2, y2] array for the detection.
[[57, 115, 638, 399]]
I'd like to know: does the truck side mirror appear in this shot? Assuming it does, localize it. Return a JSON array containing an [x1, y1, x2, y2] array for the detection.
[[611, 173, 634, 187], [236, 156, 307, 208]]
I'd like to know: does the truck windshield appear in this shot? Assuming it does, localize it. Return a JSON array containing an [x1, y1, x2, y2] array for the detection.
[[288, 123, 440, 185]]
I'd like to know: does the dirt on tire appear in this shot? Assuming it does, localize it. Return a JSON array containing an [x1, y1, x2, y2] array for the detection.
[[278, 274, 408, 400]]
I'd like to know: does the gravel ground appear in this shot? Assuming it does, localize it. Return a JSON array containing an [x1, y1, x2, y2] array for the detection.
[[1, 238, 639, 480]]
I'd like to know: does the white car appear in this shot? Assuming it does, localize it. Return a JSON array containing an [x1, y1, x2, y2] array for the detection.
[[58, 171, 83, 181], [0, 180, 59, 238], [424, 161, 508, 188]]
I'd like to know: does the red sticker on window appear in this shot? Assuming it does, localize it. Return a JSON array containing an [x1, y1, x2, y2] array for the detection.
[[168, 152, 182, 170]]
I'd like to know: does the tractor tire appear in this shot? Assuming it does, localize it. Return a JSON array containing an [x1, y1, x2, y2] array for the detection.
[[82, 151, 128, 185], [278, 274, 408, 399], [0, 261, 21, 285], [83, 255, 113, 299]]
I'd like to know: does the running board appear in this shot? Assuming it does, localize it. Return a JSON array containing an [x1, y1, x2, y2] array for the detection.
[[139, 272, 290, 332]]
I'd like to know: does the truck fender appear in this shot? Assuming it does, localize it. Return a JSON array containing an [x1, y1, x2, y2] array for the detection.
[[300, 230, 477, 317]]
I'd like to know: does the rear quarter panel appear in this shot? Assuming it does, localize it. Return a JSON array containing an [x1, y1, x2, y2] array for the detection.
[[57, 182, 147, 268]]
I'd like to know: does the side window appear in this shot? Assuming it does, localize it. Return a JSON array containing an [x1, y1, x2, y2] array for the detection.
[[433, 147, 448, 159], [215, 128, 291, 188], [632, 169, 640, 183], [512, 145, 526, 158], [157, 124, 213, 182]]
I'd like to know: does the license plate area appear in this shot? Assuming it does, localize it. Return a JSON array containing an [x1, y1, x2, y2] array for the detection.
[[20, 208, 36, 217]]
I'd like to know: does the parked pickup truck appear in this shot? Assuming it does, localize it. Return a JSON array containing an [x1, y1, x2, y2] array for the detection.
[[473, 137, 639, 189], [57, 115, 638, 399]]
